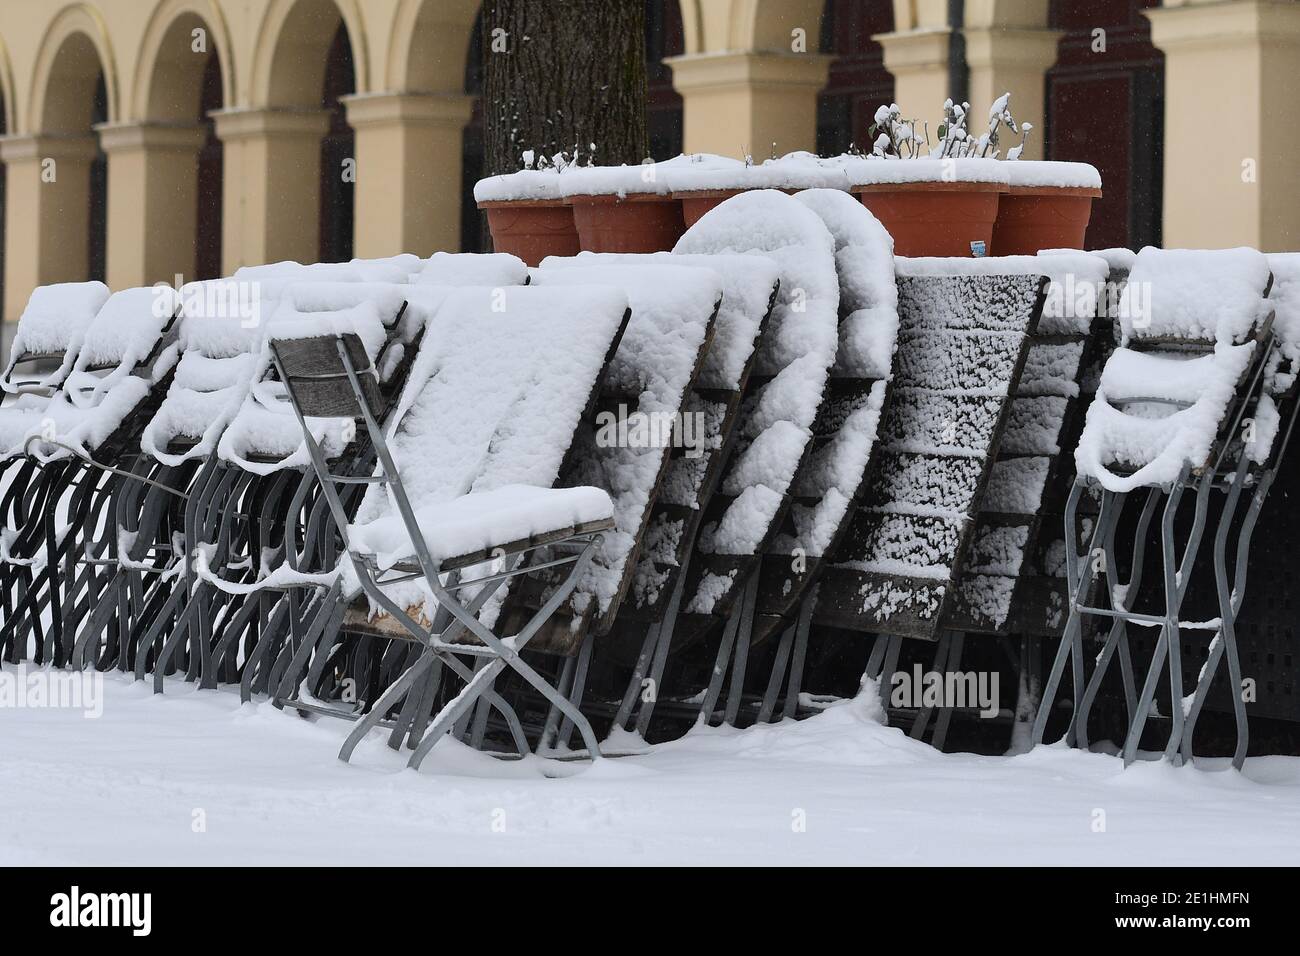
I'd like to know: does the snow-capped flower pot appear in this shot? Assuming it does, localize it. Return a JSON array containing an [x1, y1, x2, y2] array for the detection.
[[478, 199, 580, 266], [991, 162, 1103, 256], [842, 158, 1009, 257], [567, 193, 686, 253]]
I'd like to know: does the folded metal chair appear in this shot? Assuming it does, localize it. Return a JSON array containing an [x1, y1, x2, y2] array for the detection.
[[221, 258, 532, 704], [0, 285, 180, 666], [811, 263, 1048, 746], [1031, 247, 1295, 770], [141, 280, 430, 694], [529, 251, 778, 747], [593, 190, 840, 741], [681, 188, 901, 733], [0, 281, 111, 637], [69, 276, 290, 676], [270, 283, 630, 765], [868, 252, 1112, 749]]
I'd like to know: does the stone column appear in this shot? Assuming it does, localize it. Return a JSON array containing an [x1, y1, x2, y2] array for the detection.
[[0, 134, 98, 323], [667, 51, 832, 158], [98, 123, 208, 288], [344, 92, 474, 257], [212, 108, 331, 272], [1148, 0, 1300, 249]]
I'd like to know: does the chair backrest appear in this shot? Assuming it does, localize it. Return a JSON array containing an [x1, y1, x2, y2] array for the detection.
[[350, 284, 630, 529], [817, 267, 1046, 640], [668, 190, 840, 622], [529, 261, 722, 626], [1119, 247, 1272, 347], [64, 286, 182, 408], [1, 281, 111, 392], [1077, 248, 1274, 492], [415, 251, 528, 288]]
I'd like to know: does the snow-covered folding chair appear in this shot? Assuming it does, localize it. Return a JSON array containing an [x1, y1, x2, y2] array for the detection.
[[691, 189, 900, 731], [65, 277, 290, 675], [414, 251, 528, 288], [1031, 247, 1293, 770], [0, 285, 180, 666], [852, 253, 1112, 748], [455, 259, 719, 749], [269, 283, 630, 766], [141, 280, 431, 694], [220, 257, 531, 705], [812, 261, 1047, 744], [529, 250, 777, 747], [597, 190, 841, 740], [0, 281, 110, 650]]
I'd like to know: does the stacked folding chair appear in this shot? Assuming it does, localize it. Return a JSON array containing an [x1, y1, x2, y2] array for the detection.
[[0, 284, 180, 666], [813, 260, 1047, 746], [528, 251, 778, 745], [587, 190, 841, 740], [143, 280, 427, 693], [883, 253, 1113, 747], [1031, 247, 1298, 769], [672, 188, 901, 732], [269, 282, 633, 765]]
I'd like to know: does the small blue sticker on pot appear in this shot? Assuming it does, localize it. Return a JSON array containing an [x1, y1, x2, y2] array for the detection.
[[970, 240, 987, 257]]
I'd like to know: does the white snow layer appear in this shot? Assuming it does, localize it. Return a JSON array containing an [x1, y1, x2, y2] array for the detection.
[[2, 281, 111, 392], [6, 674, 1300, 865], [774, 188, 898, 557], [673, 190, 840, 571], [348, 284, 628, 613], [416, 251, 528, 287], [529, 263, 720, 615], [351, 484, 614, 569], [539, 250, 778, 392], [1119, 247, 1270, 345]]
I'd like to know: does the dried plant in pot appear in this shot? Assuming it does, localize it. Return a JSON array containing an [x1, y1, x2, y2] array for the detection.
[[844, 97, 1028, 257]]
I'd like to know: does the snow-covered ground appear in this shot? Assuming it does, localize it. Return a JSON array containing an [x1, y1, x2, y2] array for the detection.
[[3, 672, 1299, 866]]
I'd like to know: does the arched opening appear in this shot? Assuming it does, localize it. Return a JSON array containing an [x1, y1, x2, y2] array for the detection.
[[40, 30, 109, 284], [142, 10, 228, 282], [261, 0, 357, 264], [817, 0, 895, 155], [319, 22, 355, 263]]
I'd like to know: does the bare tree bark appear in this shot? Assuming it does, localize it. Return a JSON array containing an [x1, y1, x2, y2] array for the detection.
[[482, 0, 648, 176]]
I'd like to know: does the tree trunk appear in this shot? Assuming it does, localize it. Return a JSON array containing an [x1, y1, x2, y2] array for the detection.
[[482, 0, 648, 176]]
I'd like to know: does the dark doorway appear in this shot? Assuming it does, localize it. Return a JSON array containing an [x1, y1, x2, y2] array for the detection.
[[1047, 0, 1164, 250], [817, 0, 895, 155], [196, 51, 224, 280], [319, 22, 355, 263], [88, 73, 108, 283]]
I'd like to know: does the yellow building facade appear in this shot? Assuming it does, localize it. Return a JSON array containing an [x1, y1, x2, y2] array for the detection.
[[0, 0, 1298, 338]]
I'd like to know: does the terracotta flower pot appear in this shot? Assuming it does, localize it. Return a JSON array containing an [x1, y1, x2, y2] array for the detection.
[[479, 199, 580, 266], [991, 186, 1102, 256], [569, 193, 686, 253], [674, 189, 745, 228], [851, 181, 1005, 257]]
